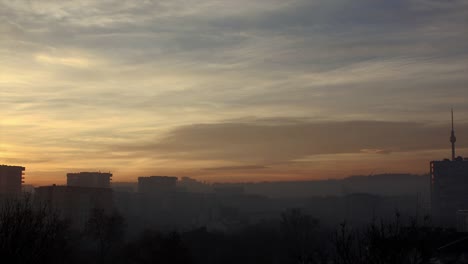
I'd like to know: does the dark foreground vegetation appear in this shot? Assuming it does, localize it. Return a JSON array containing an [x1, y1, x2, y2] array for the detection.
[[0, 196, 467, 264]]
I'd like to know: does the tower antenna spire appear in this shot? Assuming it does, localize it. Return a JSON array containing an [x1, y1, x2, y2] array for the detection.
[[450, 108, 457, 160]]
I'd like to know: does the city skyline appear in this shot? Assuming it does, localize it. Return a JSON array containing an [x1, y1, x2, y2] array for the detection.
[[1, 1, 468, 185]]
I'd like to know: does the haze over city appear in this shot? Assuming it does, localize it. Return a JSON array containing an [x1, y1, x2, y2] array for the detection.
[[1, 0, 467, 185], [3, 1, 468, 264]]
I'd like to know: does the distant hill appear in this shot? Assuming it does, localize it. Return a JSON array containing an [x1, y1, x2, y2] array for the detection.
[[112, 173, 430, 200], [216, 173, 429, 199], [341, 173, 429, 196]]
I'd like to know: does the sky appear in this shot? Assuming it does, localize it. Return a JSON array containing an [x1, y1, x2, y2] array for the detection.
[[1, 0, 467, 185]]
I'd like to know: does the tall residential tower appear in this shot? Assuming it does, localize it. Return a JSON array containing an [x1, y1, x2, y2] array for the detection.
[[0, 165, 25, 195]]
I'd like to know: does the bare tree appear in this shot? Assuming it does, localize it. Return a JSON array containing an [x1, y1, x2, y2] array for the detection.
[[85, 208, 126, 264], [333, 213, 440, 264], [0, 194, 72, 264], [280, 208, 326, 264], [123, 230, 191, 264]]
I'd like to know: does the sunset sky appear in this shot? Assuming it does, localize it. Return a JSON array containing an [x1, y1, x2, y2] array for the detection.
[[1, 0, 467, 185]]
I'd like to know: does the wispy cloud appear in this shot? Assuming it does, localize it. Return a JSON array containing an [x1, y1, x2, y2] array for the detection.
[[120, 119, 468, 162], [203, 165, 269, 171], [0, 0, 467, 183]]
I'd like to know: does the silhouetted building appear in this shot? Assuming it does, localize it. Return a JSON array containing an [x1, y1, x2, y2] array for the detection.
[[111, 182, 138, 192], [431, 158, 468, 226], [0, 165, 25, 195], [35, 185, 114, 228], [456, 210, 468, 232], [178, 177, 211, 193], [67, 172, 112, 188], [138, 176, 177, 194], [22, 184, 35, 193], [431, 110, 468, 226], [213, 185, 245, 196]]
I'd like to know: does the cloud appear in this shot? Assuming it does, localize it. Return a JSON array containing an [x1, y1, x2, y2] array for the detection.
[[203, 165, 268, 171], [35, 53, 92, 67], [114, 118, 468, 164], [0, 0, 467, 183], [360, 149, 392, 155]]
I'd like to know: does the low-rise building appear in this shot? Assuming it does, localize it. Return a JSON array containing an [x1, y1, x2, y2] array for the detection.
[[138, 176, 177, 194], [35, 185, 114, 228], [67, 172, 112, 188]]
